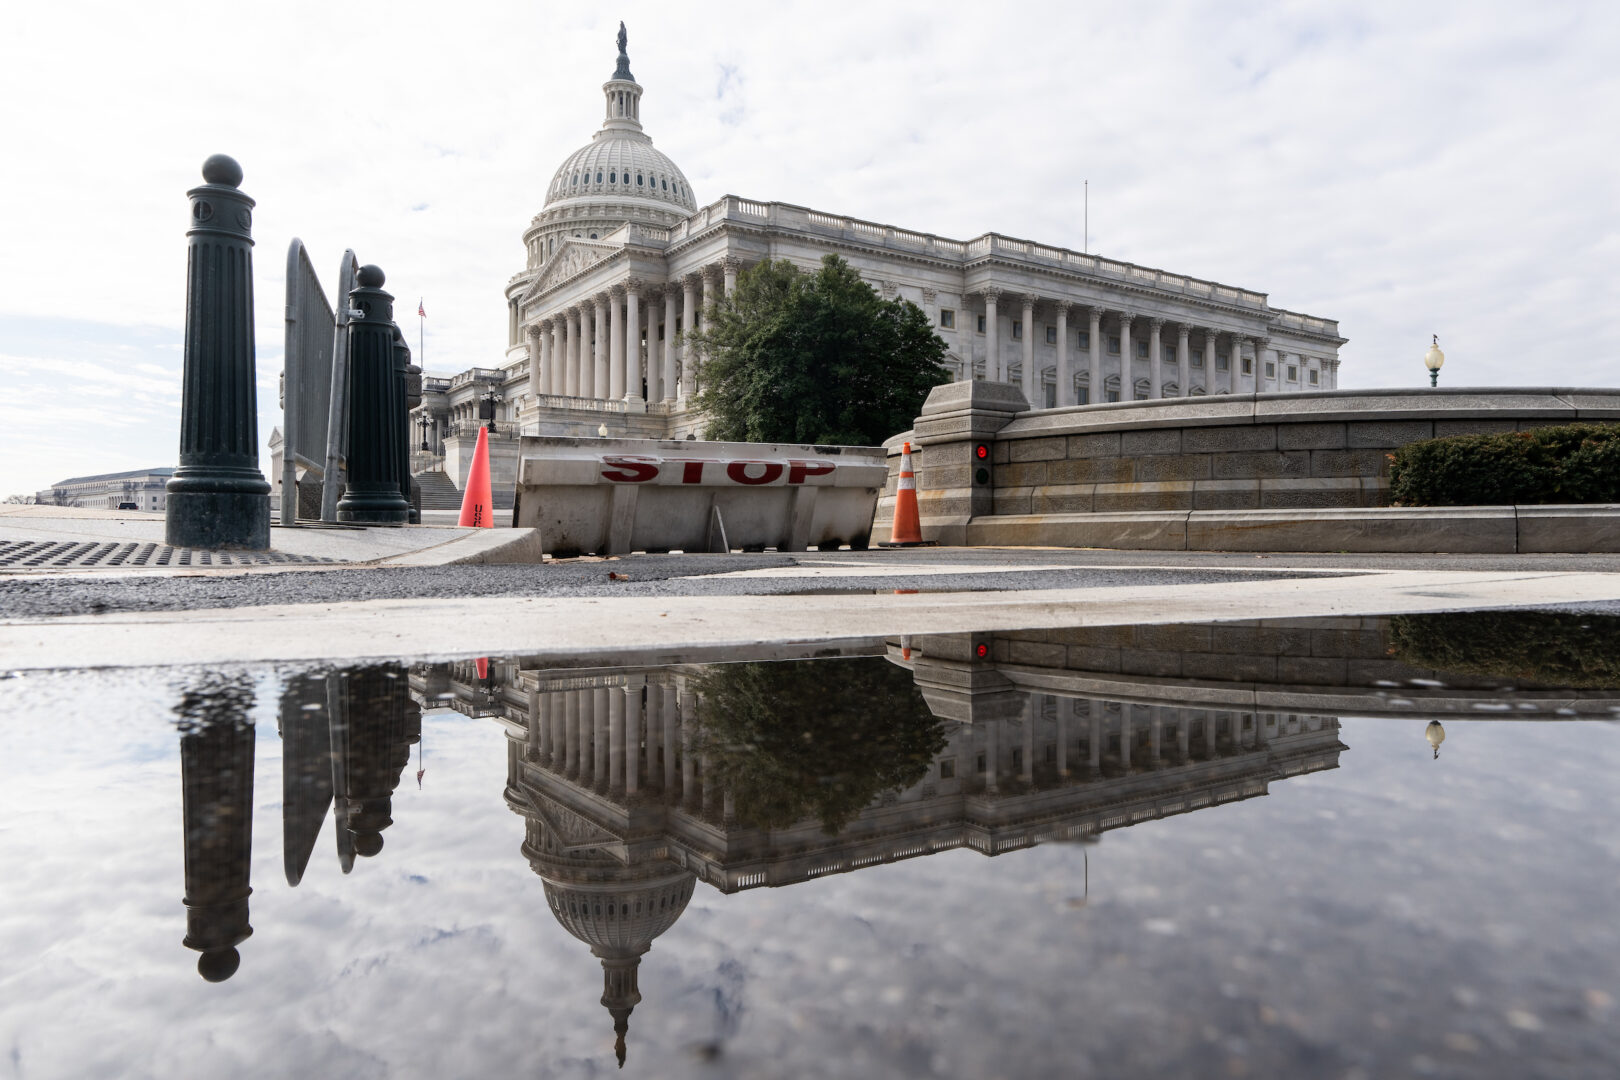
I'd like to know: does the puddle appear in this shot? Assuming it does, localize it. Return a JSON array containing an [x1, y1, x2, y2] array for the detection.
[[3, 609, 1619, 1077]]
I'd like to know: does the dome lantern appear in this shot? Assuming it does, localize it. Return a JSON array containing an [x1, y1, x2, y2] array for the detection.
[[602, 22, 644, 133]]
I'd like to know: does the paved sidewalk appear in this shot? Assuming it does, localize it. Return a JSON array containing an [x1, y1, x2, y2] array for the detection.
[[0, 506, 541, 572]]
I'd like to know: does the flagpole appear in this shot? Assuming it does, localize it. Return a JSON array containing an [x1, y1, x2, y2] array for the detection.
[[418, 299, 424, 367]]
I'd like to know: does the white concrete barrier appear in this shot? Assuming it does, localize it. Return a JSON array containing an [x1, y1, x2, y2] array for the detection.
[[512, 436, 887, 555]]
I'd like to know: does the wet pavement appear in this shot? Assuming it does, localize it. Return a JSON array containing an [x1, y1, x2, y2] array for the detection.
[[2, 610, 1618, 1078]]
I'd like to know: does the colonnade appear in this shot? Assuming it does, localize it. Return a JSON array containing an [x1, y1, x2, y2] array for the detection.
[[522, 676, 732, 817], [970, 291, 1336, 407], [526, 258, 742, 407], [971, 696, 1293, 793]]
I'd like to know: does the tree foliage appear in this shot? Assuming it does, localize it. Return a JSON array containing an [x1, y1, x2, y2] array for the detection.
[[689, 254, 949, 446], [688, 656, 948, 835], [1388, 611, 1620, 689]]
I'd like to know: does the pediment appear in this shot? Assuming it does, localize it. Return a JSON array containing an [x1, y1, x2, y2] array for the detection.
[[522, 784, 625, 854], [519, 239, 620, 305]]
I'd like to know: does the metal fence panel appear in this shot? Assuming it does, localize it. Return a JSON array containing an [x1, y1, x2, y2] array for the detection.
[[281, 239, 337, 524]]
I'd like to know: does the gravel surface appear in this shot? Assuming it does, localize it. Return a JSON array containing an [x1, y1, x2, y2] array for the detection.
[[0, 550, 1354, 618]]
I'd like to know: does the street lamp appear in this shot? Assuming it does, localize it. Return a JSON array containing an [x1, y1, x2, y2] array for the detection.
[[418, 414, 431, 451], [479, 386, 502, 432], [1423, 334, 1445, 387], [1426, 720, 1446, 760]]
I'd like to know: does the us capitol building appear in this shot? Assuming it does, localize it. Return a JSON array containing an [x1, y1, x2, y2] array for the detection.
[[413, 24, 1345, 488]]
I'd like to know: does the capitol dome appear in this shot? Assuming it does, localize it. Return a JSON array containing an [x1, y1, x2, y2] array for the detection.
[[521, 24, 697, 270]]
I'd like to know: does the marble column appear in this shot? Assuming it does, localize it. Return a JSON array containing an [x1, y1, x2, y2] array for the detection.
[[1056, 709, 1070, 777], [1087, 307, 1102, 404], [593, 688, 610, 788], [1021, 701, 1035, 785], [1121, 707, 1133, 771], [1089, 711, 1102, 772], [625, 686, 641, 796], [1178, 712, 1192, 760], [662, 685, 678, 793], [984, 719, 999, 793], [1055, 304, 1071, 407], [983, 290, 1001, 383], [721, 255, 740, 294], [1256, 337, 1272, 392], [609, 286, 626, 400], [1148, 317, 1164, 399], [565, 690, 582, 777], [550, 319, 564, 398], [591, 296, 608, 399], [1203, 332, 1217, 394], [608, 690, 625, 792], [624, 279, 643, 405], [1020, 295, 1036, 404], [538, 320, 554, 396], [1176, 325, 1191, 397], [644, 685, 660, 791], [527, 689, 543, 760], [680, 276, 698, 400], [526, 327, 542, 398], [680, 692, 696, 808], [662, 287, 678, 403], [699, 267, 719, 392], [562, 310, 578, 397], [1232, 335, 1250, 391], [1118, 314, 1135, 400], [1150, 708, 1163, 767], [548, 691, 566, 768]]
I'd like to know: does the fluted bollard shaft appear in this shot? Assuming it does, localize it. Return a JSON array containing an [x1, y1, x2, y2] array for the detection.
[[336, 266, 410, 523], [165, 154, 271, 550]]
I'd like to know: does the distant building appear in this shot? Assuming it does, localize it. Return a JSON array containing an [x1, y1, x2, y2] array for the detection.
[[36, 467, 173, 511]]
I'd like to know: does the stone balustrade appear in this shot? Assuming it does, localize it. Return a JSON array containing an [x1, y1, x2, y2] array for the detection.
[[878, 383, 1620, 551]]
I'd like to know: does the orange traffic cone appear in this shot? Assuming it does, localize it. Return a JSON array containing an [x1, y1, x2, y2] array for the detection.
[[475, 656, 489, 680], [458, 426, 494, 528], [884, 441, 932, 546]]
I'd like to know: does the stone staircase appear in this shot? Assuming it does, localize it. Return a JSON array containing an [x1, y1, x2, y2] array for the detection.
[[413, 469, 516, 511], [413, 470, 463, 510]]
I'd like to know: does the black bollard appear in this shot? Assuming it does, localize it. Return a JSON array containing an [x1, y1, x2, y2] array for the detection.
[[393, 325, 422, 524], [336, 266, 411, 523], [166, 154, 271, 550]]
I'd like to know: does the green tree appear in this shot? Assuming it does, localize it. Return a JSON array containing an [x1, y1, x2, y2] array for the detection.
[[688, 656, 948, 834], [690, 254, 949, 445]]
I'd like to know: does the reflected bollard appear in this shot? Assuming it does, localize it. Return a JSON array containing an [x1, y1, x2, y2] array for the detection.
[[166, 154, 271, 550], [336, 266, 411, 523]]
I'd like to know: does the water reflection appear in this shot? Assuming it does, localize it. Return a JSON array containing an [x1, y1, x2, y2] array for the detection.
[[156, 611, 1620, 1068]]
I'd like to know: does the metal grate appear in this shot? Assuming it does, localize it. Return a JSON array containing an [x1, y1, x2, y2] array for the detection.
[[0, 540, 341, 570]]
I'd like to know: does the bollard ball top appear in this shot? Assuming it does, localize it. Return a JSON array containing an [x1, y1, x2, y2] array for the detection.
[[201, 154, 243, 188], [357, 264, 386, 288]]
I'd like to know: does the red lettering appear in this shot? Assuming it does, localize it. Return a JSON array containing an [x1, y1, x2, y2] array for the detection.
[[680, 460, 707, 484], [787, 459, 836, 485], [726, 460, 784, 485], [600, 455, 660, 483]]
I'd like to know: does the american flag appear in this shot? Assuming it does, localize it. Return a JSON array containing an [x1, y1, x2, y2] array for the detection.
[[418, 299, 426, 318]]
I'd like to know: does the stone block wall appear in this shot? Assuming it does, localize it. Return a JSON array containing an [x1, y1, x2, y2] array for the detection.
[[876, 386, 1620, 542]]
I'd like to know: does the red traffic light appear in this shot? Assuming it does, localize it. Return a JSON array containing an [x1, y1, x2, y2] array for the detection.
[[975, 642, 989, 659], [974, 443, 990, 460]]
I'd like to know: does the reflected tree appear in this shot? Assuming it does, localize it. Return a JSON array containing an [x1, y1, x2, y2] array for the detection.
[[689, 657, 947, 834]]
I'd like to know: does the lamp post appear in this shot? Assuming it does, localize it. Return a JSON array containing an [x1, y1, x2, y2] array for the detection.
[[478, 386, 502, 433], [1423, 334, 1446, 387], [418, 414, 430, 452]]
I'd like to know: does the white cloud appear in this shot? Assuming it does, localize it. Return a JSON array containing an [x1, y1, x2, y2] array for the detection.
[[1, 0, 1616, 495]]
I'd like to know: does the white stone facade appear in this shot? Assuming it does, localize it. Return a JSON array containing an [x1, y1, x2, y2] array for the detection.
[[417, 27, 1346, 455]]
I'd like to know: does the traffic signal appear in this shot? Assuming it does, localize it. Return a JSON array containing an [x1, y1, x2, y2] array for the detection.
[[973, 442, 991, 486]]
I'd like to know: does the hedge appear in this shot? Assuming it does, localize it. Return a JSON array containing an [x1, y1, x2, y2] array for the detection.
[[1387, 422, 1620, 506]]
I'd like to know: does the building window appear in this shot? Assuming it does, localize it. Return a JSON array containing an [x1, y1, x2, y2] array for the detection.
[[596, 171, 603, 183], [1078, 331, 1090, 350], [1136, 339, 1150, 359], [1076, 386, 1090, 405], [1044, 383, 1056, 408], [609, 172, 617, 183], [940, 759, 956, 780], [1241, 356, 1253, 375], [940, 308, 955, 329], [1011, 747, 1023, 770], [977, 314, 987, 333], [1045, 326, 1057, 344], [1308, 368, 1320, 385], [1217, 352, 1230, 371], [1287, 364, 1298, 382], [637, 173, 644, 186], [1107, 390, 1121, 402], [1107, 335, 1121, 355], [976, 753, 986, 773], [1192, 351, 1205, 368], [1163, 345, 1176, 364], [1011, 321, 1022, 341], [1265, 360, 1277, 379], [589, 232, 598, 239]]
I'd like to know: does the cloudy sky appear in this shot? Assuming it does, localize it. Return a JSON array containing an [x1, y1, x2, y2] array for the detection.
[[1, 1, 1615, 498]]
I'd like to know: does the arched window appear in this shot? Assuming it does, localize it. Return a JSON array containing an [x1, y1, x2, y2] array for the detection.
[[609, 171, 616, 184], [589, 232, 598, 239], [596, 171, 603, 183], [661, 178, 668, 190], [637, 173, 643, 186]]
